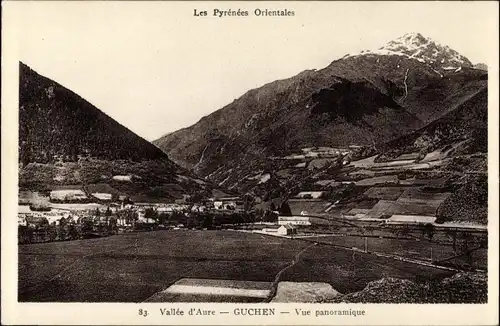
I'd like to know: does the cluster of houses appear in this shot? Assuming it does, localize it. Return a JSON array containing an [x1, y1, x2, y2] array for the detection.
[[18, 191, 247, 230], [18, 206, 76, 227], [48, 189, 134, 203], [19, 187, 331, 238], [18, 204, 119, 228]]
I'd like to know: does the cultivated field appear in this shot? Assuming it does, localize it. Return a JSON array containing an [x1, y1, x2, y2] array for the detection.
[[288, 200, 332, 215], [19, 230, 455, 302], [363, 187, 407, 200], [303, 235, 455, 262]]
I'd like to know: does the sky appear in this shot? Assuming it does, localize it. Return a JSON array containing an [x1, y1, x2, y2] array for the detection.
[[11, 1, 498, 141]]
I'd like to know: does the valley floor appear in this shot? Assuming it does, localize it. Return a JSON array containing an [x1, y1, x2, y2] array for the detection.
[[19, 230, 460, 302]]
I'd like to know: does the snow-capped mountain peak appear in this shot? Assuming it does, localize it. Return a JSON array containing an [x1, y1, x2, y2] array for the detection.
[[348, 33, 473, 73]]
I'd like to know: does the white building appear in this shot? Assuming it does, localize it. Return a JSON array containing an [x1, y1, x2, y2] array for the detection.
[[278, 215, 312, 226], [112, 175, 132, 182], [18, 216, 27, 226], [157, 206, 173, 213], [136, 210, 156, 224], [296, 191, 324, 199], [214, 201, 236, 210], [117, 216, 133, 227], [45, 214, 68, 225], [137, 209, 146, 220], [157, 203, 189, 212], [137, 217, 156, 224], [262, 227, 279, 234], [277, 225, 296, 236], [91, 193, 113, 201], [191, 204, 206, 213]]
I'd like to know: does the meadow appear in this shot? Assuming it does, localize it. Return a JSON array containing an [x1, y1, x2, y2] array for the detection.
[[19, 230, 456, 302]]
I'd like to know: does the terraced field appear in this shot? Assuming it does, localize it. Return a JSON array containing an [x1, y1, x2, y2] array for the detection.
[[287, 199, 332, 215], [19, 230, 455, 302], [366, 200, 439, 218]]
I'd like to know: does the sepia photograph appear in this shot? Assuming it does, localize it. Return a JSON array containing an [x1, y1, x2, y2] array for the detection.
[[2, 1, 499, 325]]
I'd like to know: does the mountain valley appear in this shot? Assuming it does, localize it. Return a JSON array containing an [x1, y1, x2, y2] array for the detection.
[[154, 33, 488, 225]]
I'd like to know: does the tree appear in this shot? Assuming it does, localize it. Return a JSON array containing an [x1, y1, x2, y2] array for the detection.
[[124, 209, 137, 225], [157, 213, 168, 225], [243, 194, 255, 211], [57, 224, 67, 241], [279, 202, 292, 216], [254, 210, 264, 223], [446, 229, 458, 251], [399, 224, 411, 239], [108, 217, 118, 233], [186, 217, 199, 229], [457, 232, 474, 267], [424, 223, 435, 241], [144, 208, 157, 221], [201, 215, 213, 229], [263, 211, 278, 223], [479, 236, 487, 249], [47, 225, 57, 241], [187, 192, 203, 204], [68, 224, 79, 239], [59, 217, 67, 227]]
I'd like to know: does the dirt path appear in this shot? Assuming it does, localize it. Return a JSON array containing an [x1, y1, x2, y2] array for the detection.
[[265, 242, 317, 302]]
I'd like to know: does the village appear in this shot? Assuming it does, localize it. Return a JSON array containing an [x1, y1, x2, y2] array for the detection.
[[17, 189, 254, 244], [18, 181, 488, 246], [18, 188, 333, 243]]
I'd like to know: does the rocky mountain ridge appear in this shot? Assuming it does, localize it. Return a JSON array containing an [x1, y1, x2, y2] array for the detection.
[[348, 33, 473, 75], [155, 33, 487, 185]]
